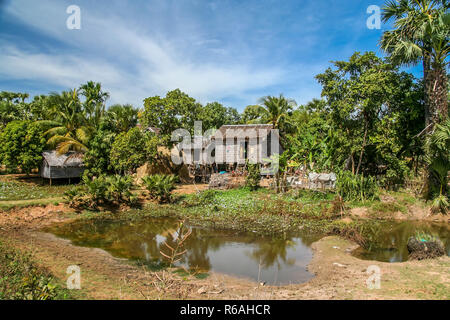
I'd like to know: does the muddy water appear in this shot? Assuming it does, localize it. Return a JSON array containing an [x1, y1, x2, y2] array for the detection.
[[352, 221, 450, 262], [45, 218, 450, 285], [45, 218, 320, 285]]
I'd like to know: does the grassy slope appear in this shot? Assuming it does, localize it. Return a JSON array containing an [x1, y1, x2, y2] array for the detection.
[[0, 240, 83, 300]]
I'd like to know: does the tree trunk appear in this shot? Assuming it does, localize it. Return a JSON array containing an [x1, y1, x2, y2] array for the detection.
[[422, 64, 448, 200], [423, 52, 432, 129], [425, 65, 448, 124], [355, 118, 368, 176]]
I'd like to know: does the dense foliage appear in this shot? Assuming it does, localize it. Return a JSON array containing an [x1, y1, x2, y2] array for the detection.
[[0, 121, 50, 174], [110, 127, 159, 175], [141, 174, 177, 203], [142, 89, 240, 140], [64, 175, 136, 209], [336, 171, 379, 202], [0, 0, 447, 213]]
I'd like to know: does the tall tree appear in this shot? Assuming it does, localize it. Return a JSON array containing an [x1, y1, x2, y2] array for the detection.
[[105, 104, 139, 133], [79, 81, 110, 127], [198, 102, 240, 130], [142, 89, 202, 138], [0, 91, 32, 128], [380, 0, 449, 127], [316, 52, 421, 179], [257, 94, 296, 129], [241, 105, 266, 124], [39, 90, 92, 154]]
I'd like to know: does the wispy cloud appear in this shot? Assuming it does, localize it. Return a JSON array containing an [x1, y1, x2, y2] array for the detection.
[[0, 0, 393, 109]]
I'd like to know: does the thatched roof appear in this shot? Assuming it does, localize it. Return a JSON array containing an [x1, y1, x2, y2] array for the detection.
[[42, 151, 84, 168], [214, 124, 274, 139]]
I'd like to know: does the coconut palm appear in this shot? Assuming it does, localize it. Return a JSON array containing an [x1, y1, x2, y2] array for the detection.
[[257, 94, 296, 129], [39, 89, 93, 154], [380, 0, 449, 126]]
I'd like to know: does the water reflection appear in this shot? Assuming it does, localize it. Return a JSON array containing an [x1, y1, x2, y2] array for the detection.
[[353, 221, 450, 262], [44, 218, 450, 284], [45, 218, 319, 285]]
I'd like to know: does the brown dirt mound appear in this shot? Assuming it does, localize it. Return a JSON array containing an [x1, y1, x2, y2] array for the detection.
[[0, 203, 73, 230]]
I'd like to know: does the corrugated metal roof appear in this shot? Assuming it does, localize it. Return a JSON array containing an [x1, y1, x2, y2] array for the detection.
[[42, 151, 84, 167]]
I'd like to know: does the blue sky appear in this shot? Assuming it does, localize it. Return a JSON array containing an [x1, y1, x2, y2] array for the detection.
[[0, 0, 421, 111]]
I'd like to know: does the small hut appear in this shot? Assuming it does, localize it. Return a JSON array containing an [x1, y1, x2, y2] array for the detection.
[[41, 151, 84, 185]]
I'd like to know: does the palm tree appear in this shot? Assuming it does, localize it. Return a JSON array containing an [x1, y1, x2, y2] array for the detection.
[[424, 117, 449, 212], [79, 81, 109, 127], [257, 94, 297, 130], [380, 0, 449, 127], [39, 89, 92, 154], [106, 104, 139, 133]]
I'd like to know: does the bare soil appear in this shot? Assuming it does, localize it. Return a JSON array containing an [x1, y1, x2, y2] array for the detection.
[[173, 184, 209, 195], [349, 204, 449, 223]]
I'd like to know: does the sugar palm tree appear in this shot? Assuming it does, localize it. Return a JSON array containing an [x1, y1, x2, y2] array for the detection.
[[106, 104, 139, 133], [380, 0, 449, 127]]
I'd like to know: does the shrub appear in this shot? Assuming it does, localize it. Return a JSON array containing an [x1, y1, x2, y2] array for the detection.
[[105, 175, 136, 203], [0, 241, 72, 300], [336, 171, 378, 202], [183, 189, 218, 207], [141, 174, 177, 203], [424, 118, 449, 214], [245, 163, 261, 191], [64, 175, 136, 209]]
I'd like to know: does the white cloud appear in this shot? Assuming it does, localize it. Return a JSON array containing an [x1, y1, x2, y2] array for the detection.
[[0, 0, 323, 109]]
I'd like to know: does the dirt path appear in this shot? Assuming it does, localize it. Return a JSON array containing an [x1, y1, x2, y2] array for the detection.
[[0, 205, 448, 300]]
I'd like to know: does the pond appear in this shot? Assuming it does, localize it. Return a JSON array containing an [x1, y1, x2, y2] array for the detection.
[[44, 218, 450, 285], [352, 220, 450, 262]]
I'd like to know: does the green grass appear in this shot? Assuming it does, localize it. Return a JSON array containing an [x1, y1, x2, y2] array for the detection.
[[74, 187, 375, 241], [0, 198, 65, 211], [346, 189, 425, 216], [0, 180, 72, 201], [0, 240, 82, 300]]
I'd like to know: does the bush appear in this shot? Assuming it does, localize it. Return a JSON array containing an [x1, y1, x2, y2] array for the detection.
[[336, 171, 378, 202], [141, 174, 177, 203], [183, 189, 219, 207], [0, 241, 72, 300], [245, 163, 261, 191], [0, 120, 50, 174], [424, 118, 449, 213], [64, 175, 136, 209]]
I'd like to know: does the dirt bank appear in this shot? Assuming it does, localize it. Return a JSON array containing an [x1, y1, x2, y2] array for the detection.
[[0, 205, 448, 300]]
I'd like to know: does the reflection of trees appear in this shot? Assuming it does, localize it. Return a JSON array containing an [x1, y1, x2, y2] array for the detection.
[[49, 219, 303, 271], [49, 218, 449, 272], [359, 221, 450, 262], [248, 238, 296, 269]]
